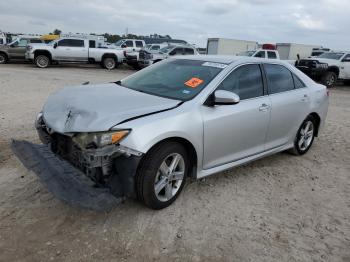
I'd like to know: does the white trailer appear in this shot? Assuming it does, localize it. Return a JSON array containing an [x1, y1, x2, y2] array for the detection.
[[276, 43, 321, 60], [206, 38, 258, 55]]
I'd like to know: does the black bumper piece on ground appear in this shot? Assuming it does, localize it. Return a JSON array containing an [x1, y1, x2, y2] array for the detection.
[[11, 140, 124, 212]]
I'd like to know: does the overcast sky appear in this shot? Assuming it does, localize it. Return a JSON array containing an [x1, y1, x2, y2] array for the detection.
[[0, 0, 349, 49]]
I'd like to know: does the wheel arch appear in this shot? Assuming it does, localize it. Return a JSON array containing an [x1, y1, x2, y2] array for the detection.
[[0, 51, 9, 61], [141, 136, 198, 178], [309, 112, 321, 137], [34, 50, 52, 60], [102, 53, 118, 62], [327, 66, 340, 77]]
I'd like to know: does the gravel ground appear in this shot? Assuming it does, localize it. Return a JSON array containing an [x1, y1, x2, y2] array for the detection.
[[0, 63, 349, 262]]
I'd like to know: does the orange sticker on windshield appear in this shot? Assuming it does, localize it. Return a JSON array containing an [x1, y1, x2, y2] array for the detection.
[[184, 77, 204, 88]]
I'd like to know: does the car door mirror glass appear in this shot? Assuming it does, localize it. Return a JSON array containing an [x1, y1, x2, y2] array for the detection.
[[53, 42, 58, 48], [213, 90, 240, 105]]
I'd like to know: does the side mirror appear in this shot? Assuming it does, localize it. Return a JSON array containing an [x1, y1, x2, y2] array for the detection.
[[205, 90, 240, 106], [121, 44, 127, 48], [53, 42, 58, 48]]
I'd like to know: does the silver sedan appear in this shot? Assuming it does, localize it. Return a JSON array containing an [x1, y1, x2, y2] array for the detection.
[[13, 56, 329, 211]]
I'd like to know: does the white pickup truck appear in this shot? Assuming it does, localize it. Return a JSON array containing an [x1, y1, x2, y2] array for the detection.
[[296, 51, 350, 88], [237, 49, 297, 65], [26, 37, 125, 69]]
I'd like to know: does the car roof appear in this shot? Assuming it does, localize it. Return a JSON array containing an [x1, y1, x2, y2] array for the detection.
[[174, 55, 288, 65]]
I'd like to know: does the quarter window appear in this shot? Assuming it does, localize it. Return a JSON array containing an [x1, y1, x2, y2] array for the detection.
[[267, 51, 277, 59], [184, 48, 195, 55], [264, 64, 295, 94], [217, 64, 264, 100], [293, 74, 306, 88]]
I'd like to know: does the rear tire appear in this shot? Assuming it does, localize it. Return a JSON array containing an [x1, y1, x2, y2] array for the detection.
[[289, 115, 316, 155], [321, 71, 337, 88], [136, 142, 188, 210], [0, 52, 8, 64], [102, 57, 117, 70], [35, 55, 50, 68]]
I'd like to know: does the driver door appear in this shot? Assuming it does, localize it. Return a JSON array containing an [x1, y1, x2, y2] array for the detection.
[[201, 64, 271, 169], [341, 54, 350, 78], [8, 39, 28, 59]]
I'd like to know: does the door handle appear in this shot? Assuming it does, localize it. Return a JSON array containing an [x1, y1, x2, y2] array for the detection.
[[259, 103, 270, 112]]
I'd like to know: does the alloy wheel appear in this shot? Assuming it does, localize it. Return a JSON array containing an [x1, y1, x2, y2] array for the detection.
[[154, 153, 185, 202], [298, 120, 314, 151]]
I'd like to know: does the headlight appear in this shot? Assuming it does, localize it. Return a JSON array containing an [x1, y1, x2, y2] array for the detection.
[[72, 130, 130, 149]]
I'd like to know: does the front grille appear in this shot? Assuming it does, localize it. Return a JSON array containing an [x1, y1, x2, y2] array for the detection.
[[298, 60, 316, 68], [139, 50, 151, 60]]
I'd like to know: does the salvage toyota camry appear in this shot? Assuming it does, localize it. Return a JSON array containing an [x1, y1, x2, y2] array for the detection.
[[12, 56, 329, 211]]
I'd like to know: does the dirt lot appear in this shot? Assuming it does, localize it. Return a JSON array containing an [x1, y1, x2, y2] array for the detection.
[[0, 63, 349, 262]]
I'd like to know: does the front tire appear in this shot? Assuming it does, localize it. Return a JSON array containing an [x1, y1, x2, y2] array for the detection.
[[35, 55, 50, 68], [102, 57, 117, 70], [0, 53, 8, 64], [321, 71, 337, 88], [136, 142, 188, 210], [289, 116, 316, 155]]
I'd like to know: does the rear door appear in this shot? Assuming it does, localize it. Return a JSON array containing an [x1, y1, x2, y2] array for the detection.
[[54, 39, 88, 61], [263, 63, 310, 149], [202, 64, 271, 169]]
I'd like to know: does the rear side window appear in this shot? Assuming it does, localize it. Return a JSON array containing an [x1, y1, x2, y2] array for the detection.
[[267, 51, 277, 59], [89, 40, 96, 48], [293, 74, 306, 88], [135, 41, 143, 47], [218, 64, 264, 100], [264, 64, 294, 94], [255, 51, 265, 58]]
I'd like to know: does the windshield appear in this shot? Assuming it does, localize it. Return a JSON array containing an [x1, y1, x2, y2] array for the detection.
[[159, 45, 174, 54], [318, 52, 345, 60], [237, 51, 256, 57], [115, 40, 125, 46], [119, 59, 225, 101]]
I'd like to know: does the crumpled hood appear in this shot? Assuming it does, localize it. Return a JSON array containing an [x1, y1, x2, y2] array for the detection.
[[42, 83, 180, 133]]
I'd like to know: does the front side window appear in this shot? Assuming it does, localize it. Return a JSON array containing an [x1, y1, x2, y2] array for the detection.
[[18, 39, 28, 47], [58, 39, 84, 47], [217, 64, 264, 100], [342, 54, 350, 62], [255, 51, 265, 58], [120, 59, 224, 101], [184, 48, 195, 55], [125, 40, 133, 47], [267, 51, 277, 59], [264, 64, 295, 94], [151, 45, 160, 50], [169, 48, 183, 55], [135, 41, 143, 47]]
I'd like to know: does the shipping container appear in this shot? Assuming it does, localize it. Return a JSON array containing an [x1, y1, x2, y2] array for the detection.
[[206, 38, 258, 55]]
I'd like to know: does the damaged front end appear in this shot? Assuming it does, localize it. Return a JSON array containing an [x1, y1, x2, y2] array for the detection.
[[11, 114, 143, 212]]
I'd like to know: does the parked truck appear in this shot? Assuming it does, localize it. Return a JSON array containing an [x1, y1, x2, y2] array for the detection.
[[296, 51, 350, 88], [26, 37, 125, 69], [206, 38, 258, 55], [0, 37, 45, 64]]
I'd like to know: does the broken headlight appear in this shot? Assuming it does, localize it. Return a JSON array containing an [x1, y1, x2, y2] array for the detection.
[[72, 130, 130, 149]]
